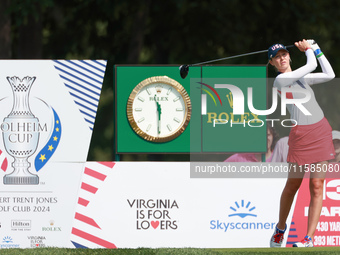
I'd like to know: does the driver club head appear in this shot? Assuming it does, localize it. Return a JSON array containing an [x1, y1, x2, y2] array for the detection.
[[179, 64, 189, 79]]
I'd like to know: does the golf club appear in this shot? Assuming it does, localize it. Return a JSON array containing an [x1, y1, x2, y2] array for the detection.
[[179, 45, 294, 79]]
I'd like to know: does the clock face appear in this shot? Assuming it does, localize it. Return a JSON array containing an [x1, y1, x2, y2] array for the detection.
[[127, 76, 191, 143]]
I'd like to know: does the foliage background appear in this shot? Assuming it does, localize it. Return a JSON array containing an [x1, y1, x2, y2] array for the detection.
[[1, 0, 340, 161]]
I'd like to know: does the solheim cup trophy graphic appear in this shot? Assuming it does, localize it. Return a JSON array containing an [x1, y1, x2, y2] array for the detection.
[[2, 76, 40, 185]]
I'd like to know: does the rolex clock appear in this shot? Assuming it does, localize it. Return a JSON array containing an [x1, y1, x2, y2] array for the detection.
[[126, 76, 191, 143]]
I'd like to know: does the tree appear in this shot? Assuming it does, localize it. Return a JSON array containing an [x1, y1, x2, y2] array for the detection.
[[2, 0, 340, 161]]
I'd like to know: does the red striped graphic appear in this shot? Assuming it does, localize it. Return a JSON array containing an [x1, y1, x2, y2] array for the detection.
[[81, 182, 98, 194], [84, 167, 107, 181], [72, 228, 117, 248], [99, 162, 115, 168], [72, 162, 117, 248], [78, 197, 90, 207], [0, 149, 8, 172], [75, 213, 101, 229], [1, 158, 8, 171]]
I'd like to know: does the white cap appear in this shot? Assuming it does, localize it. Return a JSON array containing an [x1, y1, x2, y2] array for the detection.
[[332, 130, 340, 140]]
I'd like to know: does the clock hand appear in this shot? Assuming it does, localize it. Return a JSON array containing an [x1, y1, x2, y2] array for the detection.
[[154, 95, 162, 134]]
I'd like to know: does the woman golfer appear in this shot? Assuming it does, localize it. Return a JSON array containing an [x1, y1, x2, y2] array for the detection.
[[268, 39, 335, 248]]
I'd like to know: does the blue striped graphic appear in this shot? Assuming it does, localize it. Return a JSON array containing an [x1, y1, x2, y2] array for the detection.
[[53, 60, 107, 130], [287, 221, 298, 245], [71, 241, 88, 249]]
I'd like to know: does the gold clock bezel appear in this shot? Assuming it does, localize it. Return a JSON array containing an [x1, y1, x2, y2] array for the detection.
[[126, 76, 191, 143]]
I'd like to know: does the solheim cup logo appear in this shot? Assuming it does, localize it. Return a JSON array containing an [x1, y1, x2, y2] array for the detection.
[[2, 77, 40, 184], [0, 74, 63, 185]]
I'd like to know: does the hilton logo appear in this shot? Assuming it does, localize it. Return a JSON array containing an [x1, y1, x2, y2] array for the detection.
[[11, 220, 31, 229]]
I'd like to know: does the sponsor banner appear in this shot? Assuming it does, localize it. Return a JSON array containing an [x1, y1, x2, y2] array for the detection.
[[3, 161, 338, 248], [0, 162, 84, 248], [70, 162, 289, 248], [287, 175, 340, 247], [0, 60, 106, 248]]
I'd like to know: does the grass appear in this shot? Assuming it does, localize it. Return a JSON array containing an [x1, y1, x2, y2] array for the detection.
[[1, 247, 340, 255]]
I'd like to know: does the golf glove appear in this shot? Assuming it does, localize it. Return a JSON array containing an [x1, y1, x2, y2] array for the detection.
[[307, 39, 323, 58]]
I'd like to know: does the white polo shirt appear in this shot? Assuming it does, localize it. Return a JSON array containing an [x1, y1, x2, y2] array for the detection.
[[273, 49, 335, 125]]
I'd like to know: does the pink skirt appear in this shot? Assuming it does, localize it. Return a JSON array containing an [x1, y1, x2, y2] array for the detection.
[[287, 117, 335, 165]]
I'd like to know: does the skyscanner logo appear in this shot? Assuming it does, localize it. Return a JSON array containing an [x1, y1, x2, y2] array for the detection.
[[228, 200, 257, 218], [210, 200, 276, 232]]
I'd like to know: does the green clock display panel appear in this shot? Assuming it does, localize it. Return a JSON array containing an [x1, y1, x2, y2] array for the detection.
[[115, 65, 267, 154]]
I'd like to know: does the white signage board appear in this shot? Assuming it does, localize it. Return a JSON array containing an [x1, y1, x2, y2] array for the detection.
[[70, 162, 290, 248], [0, 60, 106, 248]]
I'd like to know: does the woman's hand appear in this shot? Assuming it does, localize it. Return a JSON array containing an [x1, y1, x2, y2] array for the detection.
[[295, 39, 312, 52]]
